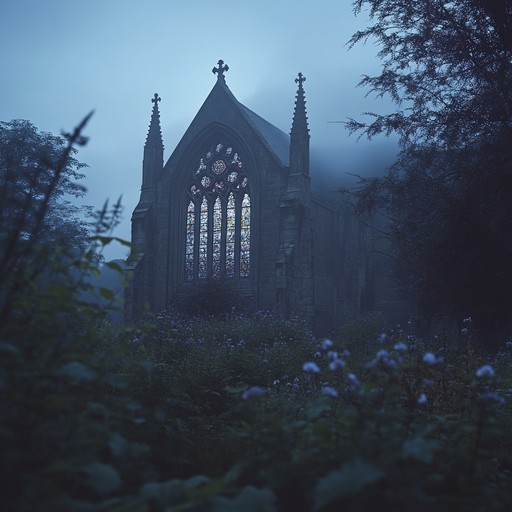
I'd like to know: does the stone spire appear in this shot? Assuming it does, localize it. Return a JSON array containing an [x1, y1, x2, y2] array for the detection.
[[145, 93, 164, 149], [291, 73, 309, 136], [141, 93, 164, 195], [289, 72, 310, 180], [212, 59, 229, 83]]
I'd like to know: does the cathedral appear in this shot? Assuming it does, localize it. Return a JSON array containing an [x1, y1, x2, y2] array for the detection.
[[125, 60, 406, 331]]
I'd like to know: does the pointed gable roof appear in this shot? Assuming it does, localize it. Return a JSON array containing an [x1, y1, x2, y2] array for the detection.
[[168, 62, 290, 169]]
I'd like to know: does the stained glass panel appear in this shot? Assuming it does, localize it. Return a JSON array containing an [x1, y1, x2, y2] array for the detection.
[[212, 197, 222, 278], [226, 193, 236, 278], [198, 197, 208, 279], [240, 194, 250, 277], [186, 143, 250, 281], [185, 201, 195, 280]]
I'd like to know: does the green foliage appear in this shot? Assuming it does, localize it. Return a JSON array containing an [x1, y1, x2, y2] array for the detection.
[[2, 115, 511, 511], [347, 0, 512, 342]]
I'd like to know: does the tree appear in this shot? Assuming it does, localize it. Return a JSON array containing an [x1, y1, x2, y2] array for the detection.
[[347, 0, 512, 343], [0, 117, 93, 322]]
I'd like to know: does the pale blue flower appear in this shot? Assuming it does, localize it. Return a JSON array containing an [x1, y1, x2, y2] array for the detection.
[[423, 352, 443, 365], [321, 386, 339, 398], [479, 391, 505, 404], [329, 358, 345, 370], [417, 393, 427, 404], [393, 342, 408, 351], [303, 362, 320, 373], [475, 365, 495, 378], [321, 338, 334, 350], [242, 386, 266, 399]]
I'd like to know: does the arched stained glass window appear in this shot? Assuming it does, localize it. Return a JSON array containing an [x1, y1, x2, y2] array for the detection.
[[240, 194, 250, 277], [226, 193, 236, 278], [185, 143, 251, 281], [185, 201, 195, 281], [198, 197, 208, 279], [212, 197, 222, 278]]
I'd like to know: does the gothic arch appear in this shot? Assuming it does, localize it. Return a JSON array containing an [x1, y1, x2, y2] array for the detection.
[[168, 124, 260, 292]]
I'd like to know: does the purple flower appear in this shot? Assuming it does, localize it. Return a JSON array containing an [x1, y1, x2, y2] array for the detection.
[[303, 362, 320, 373], [393, 342, 408, 351], [346, 373, 361, 392], [417, 393, 427, 405]]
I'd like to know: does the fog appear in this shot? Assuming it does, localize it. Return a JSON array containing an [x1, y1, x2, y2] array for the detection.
[[0, 0, 398, 259]]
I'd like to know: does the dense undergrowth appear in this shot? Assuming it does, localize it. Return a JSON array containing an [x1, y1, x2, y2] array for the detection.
[[2, 300, 512, 511]]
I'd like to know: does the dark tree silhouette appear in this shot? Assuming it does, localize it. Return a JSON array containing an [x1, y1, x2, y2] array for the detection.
[[348, 0, 512, 344], [0, 117, 93, 321]]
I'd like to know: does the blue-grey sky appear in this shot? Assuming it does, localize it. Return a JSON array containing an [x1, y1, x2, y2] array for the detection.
[[0, 0, 397, 260]]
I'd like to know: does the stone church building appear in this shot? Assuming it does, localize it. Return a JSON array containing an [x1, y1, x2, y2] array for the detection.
[[125, 60, 405, 331]]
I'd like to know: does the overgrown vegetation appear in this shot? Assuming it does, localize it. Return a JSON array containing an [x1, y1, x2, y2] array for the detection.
[[347, 0, 512, 344]]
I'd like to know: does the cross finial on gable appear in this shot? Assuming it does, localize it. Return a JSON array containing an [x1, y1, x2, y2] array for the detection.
[[152, 93, 161, 104], [212, 59, 229, 81], [295, 72, 306, 87]]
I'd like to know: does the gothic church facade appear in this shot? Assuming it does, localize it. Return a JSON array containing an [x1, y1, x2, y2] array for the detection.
[[125, 61, 402, 331]]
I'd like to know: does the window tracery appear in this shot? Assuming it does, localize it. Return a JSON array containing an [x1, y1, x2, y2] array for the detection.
[[185, 143, 251, 281]]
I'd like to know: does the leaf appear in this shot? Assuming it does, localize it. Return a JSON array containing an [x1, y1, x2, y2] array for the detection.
[[82, 462, 122, 496], [314, 460, 384, 511], [99, 287, 115, 301], [56, 361, 97, 383], [401, 436, 439, 464], [210, 486, 277, 512]]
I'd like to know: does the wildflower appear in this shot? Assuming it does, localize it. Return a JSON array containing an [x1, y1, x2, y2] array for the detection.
[[475, 365, 495, 378], [417, 393, 427, 405], [314, 351, 322, 358], [341, 349, 350, 357], [303, 362, 320, 373], [376, 349, 390, 359], [321, 338, 333, 350], [377, 332, 387, 343], [326, 351, 338, 360], [463, 316, 472, 324], [329, 358, 345, 370], [393, 342, 408, 351], [423, 352, 443, 365], [242, 386, 266, 400], [479, 391, 505, 404], [346, 373, 361, 393], [321, 386, 339, 398], [273, 379, 280, 386], [461, 328, 469, 335]]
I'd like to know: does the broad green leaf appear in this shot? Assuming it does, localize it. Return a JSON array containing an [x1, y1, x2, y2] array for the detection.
[[314, 460, 384, 510]]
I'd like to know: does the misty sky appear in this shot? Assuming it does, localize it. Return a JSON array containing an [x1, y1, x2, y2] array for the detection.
[[0, 0, 398, 260]]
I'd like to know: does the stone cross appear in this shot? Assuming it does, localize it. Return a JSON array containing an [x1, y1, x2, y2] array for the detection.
[[295, 73, 306, 87], [152, 93, 161, 104], [212, 59, 229, 78]]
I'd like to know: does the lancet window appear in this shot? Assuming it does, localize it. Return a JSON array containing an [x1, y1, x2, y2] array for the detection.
[[184, 143, 250, 281]]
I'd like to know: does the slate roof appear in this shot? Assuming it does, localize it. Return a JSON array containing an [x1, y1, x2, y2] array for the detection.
[[237, 102, 290, 168]]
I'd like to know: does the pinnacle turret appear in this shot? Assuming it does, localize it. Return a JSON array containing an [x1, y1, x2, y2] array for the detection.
[[145, 93, 164, 149], [291, 73, 309, 135]]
